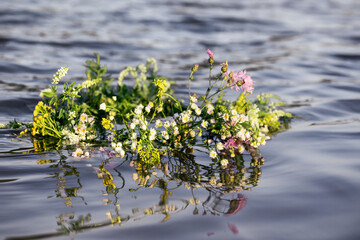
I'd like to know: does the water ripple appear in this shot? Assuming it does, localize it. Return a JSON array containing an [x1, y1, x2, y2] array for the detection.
[[0, 0, 360, 239]]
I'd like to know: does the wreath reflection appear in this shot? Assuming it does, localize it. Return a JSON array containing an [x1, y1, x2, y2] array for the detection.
[[7, 145, 265, 240]]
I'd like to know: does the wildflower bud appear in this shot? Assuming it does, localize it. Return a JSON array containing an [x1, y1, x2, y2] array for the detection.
[[237, 80, 245, 86], [227, 76, 234, 85], [192, 64, 199, 73], [208, 57, 214, 65], [206, 49, 214, 58], [221, 60, 228, 73]]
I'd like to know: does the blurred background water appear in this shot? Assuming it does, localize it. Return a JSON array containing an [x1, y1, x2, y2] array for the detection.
[[0, 0, 360, 239]]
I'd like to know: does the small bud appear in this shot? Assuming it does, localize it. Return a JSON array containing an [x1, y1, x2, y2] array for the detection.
[[208, 57, 214, 65], [228, 76, 234, 85], [221, 60, 228, 73], [206, 49, 214, 58], [237, 80, 245, 86], [192, 64, 199, 73]]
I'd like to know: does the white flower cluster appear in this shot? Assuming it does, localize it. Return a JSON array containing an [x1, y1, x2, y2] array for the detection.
[[52, 66, 68, 85], [146, 58, 158, 74], [111, 142, 125, 158], [62, 129, 81, 144], [106, 88, 277, 167], [118, 66, 136, 86], [134, 104, 144, 115], [206, 104, 214, 115], [62, 113, 96, 145]]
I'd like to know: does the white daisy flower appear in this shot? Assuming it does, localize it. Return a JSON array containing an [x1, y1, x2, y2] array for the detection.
[[164, 121, 170, 128], [149, 128, 156, 141], [195, 107, 201, 116], [182, 114, 190, 123], [220, 159, 228, 167], [155, 119, 162, 128], [201, 120, 208, 128], [174, 127, 179, 136], [216, 142, 224, 151], [209, 150, 217, 159], [161, 131, 169, 140]]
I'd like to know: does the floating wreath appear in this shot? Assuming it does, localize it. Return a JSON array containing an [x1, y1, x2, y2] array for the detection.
[[12, 50, 292, 167]]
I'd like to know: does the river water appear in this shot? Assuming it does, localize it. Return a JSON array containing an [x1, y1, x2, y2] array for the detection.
[[1, 0, 360, 239]]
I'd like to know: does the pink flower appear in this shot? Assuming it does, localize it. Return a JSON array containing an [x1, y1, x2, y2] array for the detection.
[[241, 74, 254, 94], [225, 138, 237, 149], [224, 70, 254, 93], [206, 49, 214, 58]]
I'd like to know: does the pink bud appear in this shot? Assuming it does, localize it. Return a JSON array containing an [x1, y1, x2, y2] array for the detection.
[[206, 49, 214, 58]]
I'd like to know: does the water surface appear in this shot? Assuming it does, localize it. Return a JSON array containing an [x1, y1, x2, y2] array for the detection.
[[0, 0, 360, 239]]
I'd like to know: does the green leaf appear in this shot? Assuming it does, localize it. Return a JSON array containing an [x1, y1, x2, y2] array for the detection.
[[49, 97, 56, 106]]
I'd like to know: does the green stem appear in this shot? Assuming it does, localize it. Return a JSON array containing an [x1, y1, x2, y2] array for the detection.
[[207, 85, 227, 101], [149, 99, 161, 124], [208, 67, 212, 87], [188, 72, 193, 103], [39, 123, 62, 138], [164, 93, 182, 112], [200, 74, 223, 110]]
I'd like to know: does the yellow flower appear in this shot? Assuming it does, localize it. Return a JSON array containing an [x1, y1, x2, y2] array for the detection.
[[19, 129, 28, 137], [153, 78, 168, 98], [31, 126, 37, 136], [33, 101, 43, 117], [102, 118, 113, 130]]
